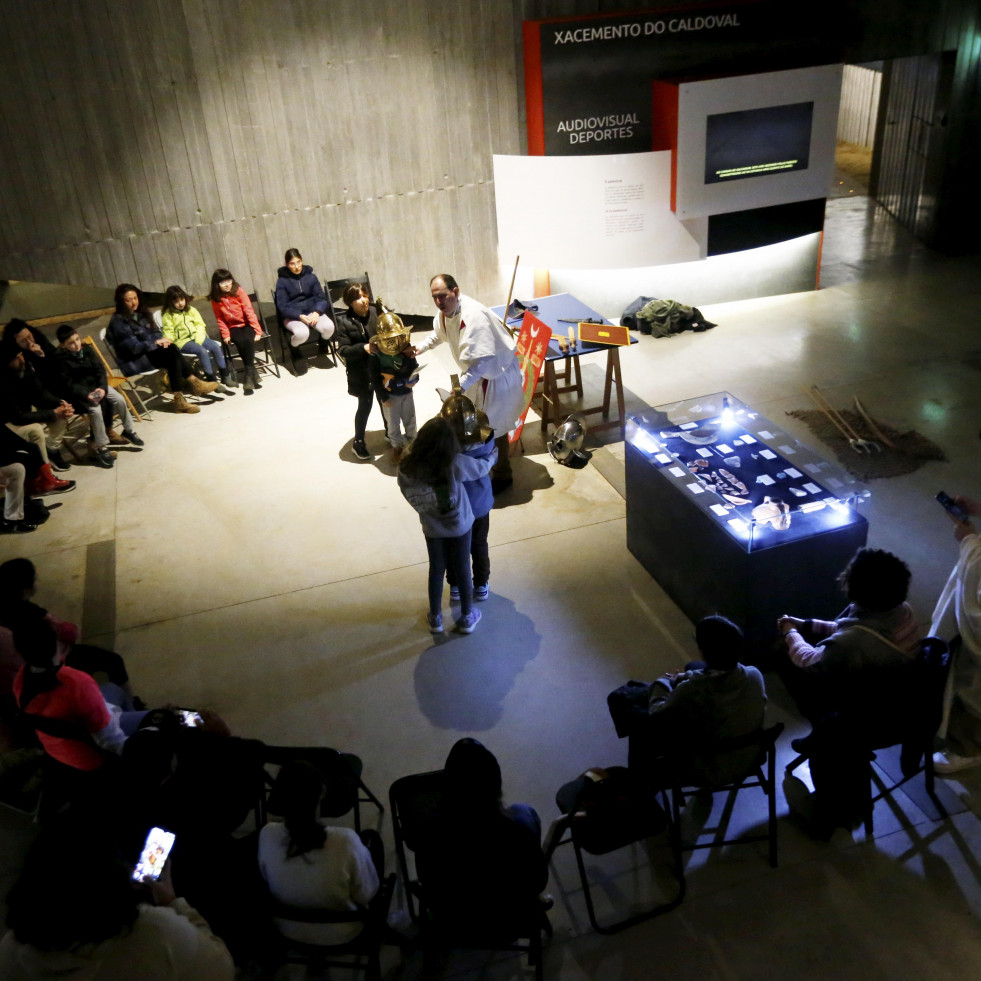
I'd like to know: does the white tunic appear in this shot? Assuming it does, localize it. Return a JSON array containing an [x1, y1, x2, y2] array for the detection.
[[416, 294, 525, 435]]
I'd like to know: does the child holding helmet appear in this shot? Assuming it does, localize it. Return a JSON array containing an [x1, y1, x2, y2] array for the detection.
[[371, 308, 419, 462]]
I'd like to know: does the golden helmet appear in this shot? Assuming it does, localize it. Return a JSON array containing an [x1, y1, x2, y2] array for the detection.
[[374, 311, 410, 355]]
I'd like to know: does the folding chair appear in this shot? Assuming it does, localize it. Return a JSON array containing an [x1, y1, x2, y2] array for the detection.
[[670, 722, 784, 869], [258, 745, 384, 834], [91, 331, 161, 421], [549, 766, 684, 934], [786, 638, 950, 835], [263, 873, 396, 981], [220, 293, 280, 382]]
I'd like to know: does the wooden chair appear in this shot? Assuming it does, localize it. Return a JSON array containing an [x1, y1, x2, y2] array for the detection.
[[85, 333, 158, 421]]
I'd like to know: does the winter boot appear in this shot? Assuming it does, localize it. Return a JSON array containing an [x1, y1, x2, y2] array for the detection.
[[249, 366, 262, 390], [243, 370, 255, 395], [219, 366, 239, 389], [172, 392, 201, 414], [187, 375, 219, 396]]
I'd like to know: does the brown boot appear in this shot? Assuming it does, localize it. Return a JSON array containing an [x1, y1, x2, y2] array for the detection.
[[186, 375, 219, 396], [173, 392, 201, 414], [107, 431, 129, 446]]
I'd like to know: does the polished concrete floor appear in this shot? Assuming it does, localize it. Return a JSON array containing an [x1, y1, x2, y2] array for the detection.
[[2, 196, 981, 979]]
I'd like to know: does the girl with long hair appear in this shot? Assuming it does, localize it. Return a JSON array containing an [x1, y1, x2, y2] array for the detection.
[[273, 248, 334, 375], [397, 416, 496, 635], [258, 760, 379, 945], [208, 269, 264, 395]]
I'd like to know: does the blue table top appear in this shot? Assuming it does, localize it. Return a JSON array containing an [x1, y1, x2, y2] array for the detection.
[[491, 293, 636, 361]]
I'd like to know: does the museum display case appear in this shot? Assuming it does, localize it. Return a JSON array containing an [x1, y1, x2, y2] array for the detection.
[[625, 392, 870, 656]]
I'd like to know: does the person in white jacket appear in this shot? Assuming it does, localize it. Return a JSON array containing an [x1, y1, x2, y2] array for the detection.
[[408, 274, 522, 490], [0, 827, 234, 981], [931, 494, 981, 774]]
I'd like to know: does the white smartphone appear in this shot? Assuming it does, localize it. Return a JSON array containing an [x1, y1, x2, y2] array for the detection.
[[132, 826, 176, 882]]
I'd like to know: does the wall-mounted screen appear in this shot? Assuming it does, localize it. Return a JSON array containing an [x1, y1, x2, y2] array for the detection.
[[705, 102, 814, 184]]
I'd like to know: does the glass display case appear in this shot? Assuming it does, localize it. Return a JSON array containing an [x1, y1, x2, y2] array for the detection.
[[625, 392, 868, 554], [624, 392, 870, 657]]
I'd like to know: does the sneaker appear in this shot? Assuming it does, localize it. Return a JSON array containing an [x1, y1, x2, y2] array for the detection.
[[456, 609, 482, 634], [47, 449, 71, 472], [39, 477, 76, 495], [353, 440, 371, 461], [0, 517, 38, 534], [93, 448, 115, 469], [427, 612, 443, 634], [122, 429, 145, 446], [474, 584, 489, 601], [933, 750, 981, 774], [449, 585, 460, 601]]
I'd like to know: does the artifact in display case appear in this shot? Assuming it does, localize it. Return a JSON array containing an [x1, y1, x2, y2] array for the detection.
[[625, 392, 869, 553]]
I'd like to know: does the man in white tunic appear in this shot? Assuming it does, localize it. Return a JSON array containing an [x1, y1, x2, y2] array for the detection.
[[409, 274, 524, 489]]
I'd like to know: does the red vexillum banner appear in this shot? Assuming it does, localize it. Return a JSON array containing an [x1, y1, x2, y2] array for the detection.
[[511, 311, 552, 443]]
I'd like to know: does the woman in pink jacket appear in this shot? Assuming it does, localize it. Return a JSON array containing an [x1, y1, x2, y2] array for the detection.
[[208, 269, 264, 395]]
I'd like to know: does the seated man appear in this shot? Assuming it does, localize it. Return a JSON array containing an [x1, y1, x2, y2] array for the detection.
[[1, 337, 77, 485], [54, 324, 144, 469], [628, 615, 767, 787]]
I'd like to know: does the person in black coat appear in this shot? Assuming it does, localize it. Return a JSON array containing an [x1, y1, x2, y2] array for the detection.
[[2, 318, 61, 392], [1, 336, 75, 473], [334, 283, 381, 461], [54, 324, 143, 468]]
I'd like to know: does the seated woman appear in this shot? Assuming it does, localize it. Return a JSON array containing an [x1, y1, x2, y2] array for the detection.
[[777, 546, 920, 725], [334, 283, 380, 460], [209, 269, 264, 395], [258, 760, 380, 945], [0, 823, 234, 980], [159, 285, 236, 395], [11, 618, 146, 772], [414, 738, 547, 942], [274, 248, 335, 375], [106, 283, 217, 414]]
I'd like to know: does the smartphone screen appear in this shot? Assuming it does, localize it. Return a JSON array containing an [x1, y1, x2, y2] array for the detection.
[[178, 709, 203, 727], [937, 491, 969, 523], [132, 827, 176, 882]]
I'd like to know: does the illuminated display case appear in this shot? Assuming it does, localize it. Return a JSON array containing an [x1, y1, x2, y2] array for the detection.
[[625, 392, 869, 657]]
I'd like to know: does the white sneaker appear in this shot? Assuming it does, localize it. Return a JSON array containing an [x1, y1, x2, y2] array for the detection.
[[933, 750, 981, 774], [456, 609, 482, 634]]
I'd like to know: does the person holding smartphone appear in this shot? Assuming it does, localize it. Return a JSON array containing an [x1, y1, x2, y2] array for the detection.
[[930, 494, 981, 774], [0, 825, 234, 980]]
